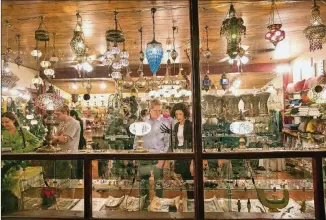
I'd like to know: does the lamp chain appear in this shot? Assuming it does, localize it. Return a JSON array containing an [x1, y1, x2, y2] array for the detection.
[[151, 8, 156, 40]]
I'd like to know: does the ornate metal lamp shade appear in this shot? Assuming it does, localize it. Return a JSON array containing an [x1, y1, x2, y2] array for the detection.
[[202, 72, 212, 92], [70, 12, 87, 57], [308, 73, 326, 104], [220, 73, 229, 90], [35, 85, 63, 110], [106, 11, 125, 43], [146, 8, 163, 75], [220, 4, 246, 59], [35, 16, 49, 42], [304, 0, 326, 52]]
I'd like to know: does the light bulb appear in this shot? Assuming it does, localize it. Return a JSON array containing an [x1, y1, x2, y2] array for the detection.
[[228, 58, 234, 64], [240, 56, 249, 64], [231, 34, 237, 39], [31, 49, 42, 58]]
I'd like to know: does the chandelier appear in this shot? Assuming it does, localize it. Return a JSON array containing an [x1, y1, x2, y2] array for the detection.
[[265, 0, 285, 47], [303, 0, 326, 52], [146, 8, 163, 75], [70, 12, 87, 58], [220, 4, 246, 59], [148, 66, 188, 99]]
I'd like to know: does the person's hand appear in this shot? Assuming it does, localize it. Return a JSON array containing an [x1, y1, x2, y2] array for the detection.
[[160, 124, 171, 134], [156, 160, 165, 169]]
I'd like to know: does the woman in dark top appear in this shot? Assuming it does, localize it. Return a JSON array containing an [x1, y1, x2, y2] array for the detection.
[[171, 103, 193, 199]]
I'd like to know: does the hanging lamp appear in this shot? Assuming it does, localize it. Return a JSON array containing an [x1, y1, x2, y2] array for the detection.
[[202, 26, 212, 92], [70, 12, 87, 57], [50, 32, 59, 66], [35, 16, 50, 42], [303, 0, 326, 52], [170, 26, 178, 62], [106, 11, 125, 43], [220, 4, 246, 59], [265, 0, 285, 47], [14, 34, 23, 67], [146, 8, 163, 75]]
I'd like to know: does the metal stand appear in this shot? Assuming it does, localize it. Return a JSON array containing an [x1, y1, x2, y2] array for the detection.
[[37, 110, 61, 152], [133, 136, 148, 153]]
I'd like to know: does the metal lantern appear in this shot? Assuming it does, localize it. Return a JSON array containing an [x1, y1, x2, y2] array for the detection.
[[220, 73, 229, 90], [146, 8, 163, 75], [35, 16, 49, 42], [202, 72, 212, 92], [70, 12, 87, 57], [106, 11, 125, 43], [265, 0, 285, 47], [304, 0, 326, 52], [220, 4, 246, 59]]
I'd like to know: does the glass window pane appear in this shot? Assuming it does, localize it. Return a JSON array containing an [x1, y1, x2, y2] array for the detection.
[[92, 159, 194, 219], [1, 160, 84, 218], [203, 158, 315, 219]]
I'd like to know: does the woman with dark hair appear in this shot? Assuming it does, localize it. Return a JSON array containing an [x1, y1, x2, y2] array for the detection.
[[1, 112, 41, 152], [171, 103, 192, 149], [170, 103, 194, 199], [70, 110, 86, 149]]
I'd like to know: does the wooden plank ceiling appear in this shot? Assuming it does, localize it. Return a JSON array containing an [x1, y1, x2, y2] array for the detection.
[[2, 0, 326, 93]]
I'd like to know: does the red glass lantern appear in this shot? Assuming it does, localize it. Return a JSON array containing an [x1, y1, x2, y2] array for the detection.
[[265, 24, 285, 47]]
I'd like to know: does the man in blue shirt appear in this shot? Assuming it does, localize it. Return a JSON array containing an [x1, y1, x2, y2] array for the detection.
[[134, 99, 170, 202]]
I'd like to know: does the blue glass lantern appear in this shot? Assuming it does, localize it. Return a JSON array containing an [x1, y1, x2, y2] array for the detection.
[[202, 73, 212, 92], [146, 8, 163, 75]]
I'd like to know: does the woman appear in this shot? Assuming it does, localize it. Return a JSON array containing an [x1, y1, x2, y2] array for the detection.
[[1, 112, 41, 152], [70, 110, 86, 149], [171, 103, 192, 150], [171, 103, 194, 199]]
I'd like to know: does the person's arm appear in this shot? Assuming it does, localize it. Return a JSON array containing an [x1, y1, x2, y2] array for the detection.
[[22, 129, 41, 152], [55, 123, 78, 144]]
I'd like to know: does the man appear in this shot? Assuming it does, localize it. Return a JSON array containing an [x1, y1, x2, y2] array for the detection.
[[133, 99, 170, 200], [53, 105, 81, 152]]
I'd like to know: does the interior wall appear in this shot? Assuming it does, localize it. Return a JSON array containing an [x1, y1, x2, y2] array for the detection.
[[7, 62, 71, 99], [291, 43, 326, 83]]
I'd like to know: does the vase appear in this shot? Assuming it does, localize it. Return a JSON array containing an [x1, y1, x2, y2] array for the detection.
[[259, 92, 271, 116], [230, 96, 241, 118], [214, 96, 223, 116], [241, 94, 253, 116], [252, 95, 260, 117]]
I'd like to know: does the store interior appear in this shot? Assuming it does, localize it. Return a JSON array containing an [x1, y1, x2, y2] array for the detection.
[[1, 0, 326, 219]]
